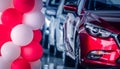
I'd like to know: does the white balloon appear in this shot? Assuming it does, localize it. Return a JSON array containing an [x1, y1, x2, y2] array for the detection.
[[1, 41, 20, 62], [11, 24, 33, 46], [0, 57, 10, 69], [0, 12, 2, 24], [32, 0, 43, 12], [0, 0, 12, 12], [23, 11, 45, 30], [30, 60, 41, 69]]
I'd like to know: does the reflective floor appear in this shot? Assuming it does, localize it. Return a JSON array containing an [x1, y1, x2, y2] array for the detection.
[[40, 46, 119, 69], [41, 49, 75, 69]]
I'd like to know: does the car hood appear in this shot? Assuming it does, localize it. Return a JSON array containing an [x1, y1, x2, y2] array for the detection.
[[87, 11, 120, 34]]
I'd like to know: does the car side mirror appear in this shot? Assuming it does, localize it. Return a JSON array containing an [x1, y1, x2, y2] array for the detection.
[[64, 4, 77, 12]]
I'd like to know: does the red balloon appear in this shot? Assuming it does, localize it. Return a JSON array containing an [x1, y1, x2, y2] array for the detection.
[[1, 8, 23, 28], [21, 42, 43, 61], [33, 30, 42, 42], [11, 58, 31, 69], [13, 0, 35, 13], [0, 25, 11, 55]]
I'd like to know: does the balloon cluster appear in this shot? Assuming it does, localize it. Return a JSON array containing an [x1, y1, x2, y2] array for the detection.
[[0, 0, 44, 69]]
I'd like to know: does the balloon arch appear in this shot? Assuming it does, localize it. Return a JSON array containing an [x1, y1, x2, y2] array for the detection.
[[0, 0, 44, 69]]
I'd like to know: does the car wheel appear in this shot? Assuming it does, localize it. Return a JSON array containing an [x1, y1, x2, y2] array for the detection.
[[64, 53, 75, 67], [75, 34, 81, 69], [75, 34, 86, 69], [54, 46, 63, 58], [63, 34, 82, 68], [49, 45, 55, 56], [63, 41, 75, 67], [42, 34, 49, 49], [54, 29, 63, 58]]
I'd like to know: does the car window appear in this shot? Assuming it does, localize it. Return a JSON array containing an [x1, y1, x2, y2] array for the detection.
[[48, 0, 61, 7], [85, 0, 120, 10]]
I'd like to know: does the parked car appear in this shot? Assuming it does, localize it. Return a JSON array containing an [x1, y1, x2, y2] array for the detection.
[[54, 0, 67, 57], [63, 0, 120, 69], [48, 0, 68, 56], [49, 0, 75, 57], [42, 0, 61, 49], [45, 0, 65, 55]]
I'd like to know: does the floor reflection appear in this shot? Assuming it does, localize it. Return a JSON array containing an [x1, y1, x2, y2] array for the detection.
[[41, 49, 75, 69]]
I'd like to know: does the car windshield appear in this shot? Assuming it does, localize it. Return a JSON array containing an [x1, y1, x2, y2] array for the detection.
[[85, 0, 120, 10], [48, 0, 61, 7]]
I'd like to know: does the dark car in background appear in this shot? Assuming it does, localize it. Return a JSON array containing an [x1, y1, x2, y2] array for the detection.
[[63, 0, 120, 68]]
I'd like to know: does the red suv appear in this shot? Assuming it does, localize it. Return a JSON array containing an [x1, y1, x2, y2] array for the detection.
[[63, 0, 120, 68]]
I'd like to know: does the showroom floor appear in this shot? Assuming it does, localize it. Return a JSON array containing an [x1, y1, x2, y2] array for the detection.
[[40, 48, 118, 69], [41, 49, 75, 69]]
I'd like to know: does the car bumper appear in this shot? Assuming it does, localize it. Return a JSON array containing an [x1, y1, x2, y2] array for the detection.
[[80, 32, 120, 67], [82, 53, 120, 67]]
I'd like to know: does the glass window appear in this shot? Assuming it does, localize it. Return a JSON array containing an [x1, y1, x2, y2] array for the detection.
[[85, 0, 120, 10]]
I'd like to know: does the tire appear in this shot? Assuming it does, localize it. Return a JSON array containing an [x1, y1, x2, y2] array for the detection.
[[49, 45, 55, 56], [43, 34, 49, 49], [75, 34, 81, 69], [63, 39, 75, 67], [55, 47, 63, 58], [64, 53, 75, 67], [63, 34, 81, 68], [75, 34, 85, 69], [42, 25, 49, 49], [48, 28, 56, 56], [54, 29, 63, 58]]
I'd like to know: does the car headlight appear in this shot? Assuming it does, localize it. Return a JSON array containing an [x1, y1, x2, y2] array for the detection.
[[85, 23, 112, 38]]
